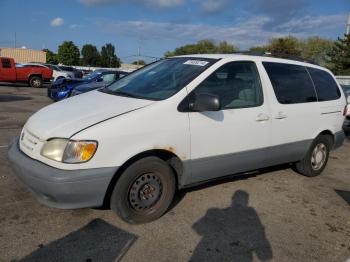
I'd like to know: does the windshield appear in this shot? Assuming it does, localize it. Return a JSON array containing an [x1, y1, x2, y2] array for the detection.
[[101, 57, 217, 101]]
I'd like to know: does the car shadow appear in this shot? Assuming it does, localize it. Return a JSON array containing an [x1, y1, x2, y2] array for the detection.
[[190, 190, 273, 262], [0, 94, 32, 102], [334, 189, 350, 205], [19, 218, 137, 262]]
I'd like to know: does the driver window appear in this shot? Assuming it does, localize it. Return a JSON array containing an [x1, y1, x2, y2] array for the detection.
[[193, 61, 263, 109]]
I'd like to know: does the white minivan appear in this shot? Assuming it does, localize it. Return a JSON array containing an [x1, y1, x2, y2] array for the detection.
[[8, 54, 348, 223]]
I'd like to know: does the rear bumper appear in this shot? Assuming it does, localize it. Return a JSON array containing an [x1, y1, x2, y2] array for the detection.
[[333, 130, 346, 150], [7, 138, 117, 209], [343, 118, 350, 135]]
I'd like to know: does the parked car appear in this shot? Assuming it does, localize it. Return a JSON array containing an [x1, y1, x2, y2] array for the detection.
[[8, 54, 348, 224], [341, 84, 350, 135], [0, 57, 52, 87], [48, 70, 122, 101], [58, 65, 83, 79], [71, 71, 128, 97], [44, 64, 76, 81]]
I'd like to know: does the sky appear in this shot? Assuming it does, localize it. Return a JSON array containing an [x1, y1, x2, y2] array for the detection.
[[0, 0, 349, 63]]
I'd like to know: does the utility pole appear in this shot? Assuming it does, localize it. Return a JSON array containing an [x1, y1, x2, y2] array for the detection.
[[347, 12, 350, 35]]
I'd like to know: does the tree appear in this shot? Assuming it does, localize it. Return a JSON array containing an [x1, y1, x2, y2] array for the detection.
[[81, 44, 101, 66], [216, 41, 238, 53], [57, 41, 80, 65], [300, 37, 333, 66], [164, 40, 238, 57], [249, 46, 268, 54], [327, 34, 350, 75], [132, 60, 146, 66], [43, 49, 59, 64], [100, 43, 121, 68], [267, 36, 301, 56]]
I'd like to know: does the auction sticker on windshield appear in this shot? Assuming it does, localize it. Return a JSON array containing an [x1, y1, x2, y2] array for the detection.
[[184, 60, 209, 66]]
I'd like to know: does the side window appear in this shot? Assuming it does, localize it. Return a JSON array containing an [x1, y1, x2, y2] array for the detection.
[[193, 61, 263, 109], [307, 67, 340, 101], [1, 59, 12, 69], [101, 73, 117, 83], [263, 62, 317, 104]]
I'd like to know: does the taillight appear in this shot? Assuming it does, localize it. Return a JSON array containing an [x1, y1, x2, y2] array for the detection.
[[343, 105, 348, 116]]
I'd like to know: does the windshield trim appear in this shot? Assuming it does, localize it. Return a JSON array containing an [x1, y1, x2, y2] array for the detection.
[[99, 57, 219, 101]]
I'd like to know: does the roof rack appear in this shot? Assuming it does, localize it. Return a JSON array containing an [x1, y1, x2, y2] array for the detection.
[[231, 51, 319, 65]]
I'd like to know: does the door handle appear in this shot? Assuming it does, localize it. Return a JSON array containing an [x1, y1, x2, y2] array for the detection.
[[256, 113, 270, 122], [275, 111, 287, 119]]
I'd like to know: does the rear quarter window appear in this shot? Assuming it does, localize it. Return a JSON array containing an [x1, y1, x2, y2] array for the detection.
[[1, 58, 12, 68], [263, 62, 317, 104], [307, 67, 341, 101]]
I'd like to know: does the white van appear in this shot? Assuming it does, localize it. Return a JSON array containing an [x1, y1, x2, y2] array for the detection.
[[8, 54, 348, 223]]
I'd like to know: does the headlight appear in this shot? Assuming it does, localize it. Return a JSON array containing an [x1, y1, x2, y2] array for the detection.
[[41, 139, 97, 163]]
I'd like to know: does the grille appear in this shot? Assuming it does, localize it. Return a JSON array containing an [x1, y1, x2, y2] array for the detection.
[[20, 129, 41, 152]]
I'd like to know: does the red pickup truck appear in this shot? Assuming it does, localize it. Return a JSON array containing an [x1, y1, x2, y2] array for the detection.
[[0, 57, 53, 88]]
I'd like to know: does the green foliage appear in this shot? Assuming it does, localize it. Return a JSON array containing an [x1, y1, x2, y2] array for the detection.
[[81, 44, 101, 66], [132, 60, 146, 65], [249, 46, 268, 54], [327, 34, 350, 75], [42, 49, 59, 64], [300, 37, 333, 66], [267, 36, 301, 56], [100, 43, 121, 68], [57, 41, 80, 65], [164, 40, 238, 57]]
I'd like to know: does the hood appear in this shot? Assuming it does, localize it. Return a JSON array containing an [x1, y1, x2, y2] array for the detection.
[[75, 82, 104, 92], [53, 77, 85, 86], [25, 91, 154, 140]]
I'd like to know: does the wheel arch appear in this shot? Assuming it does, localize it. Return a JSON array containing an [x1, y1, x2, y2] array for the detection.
[[317, 129, 335, 144], [102, 149, 184, 208]]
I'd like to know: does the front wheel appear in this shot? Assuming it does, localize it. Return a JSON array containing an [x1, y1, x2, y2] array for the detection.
[[29, 76, 43, 88], [110, 157, 176, 224], [294, 135, 333, 177]]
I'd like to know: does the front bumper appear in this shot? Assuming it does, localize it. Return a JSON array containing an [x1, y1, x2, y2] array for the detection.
[[7, 138, 117, 209]]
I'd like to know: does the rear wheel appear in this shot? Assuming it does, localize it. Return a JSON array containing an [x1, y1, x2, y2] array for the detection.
[[29, 76, 43, 88], [110, 157, 176, 224], [294, 135, 333, 177]]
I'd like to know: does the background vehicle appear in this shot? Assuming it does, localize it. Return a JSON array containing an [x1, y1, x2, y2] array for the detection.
[[71, 71, 128, 96], [58, 65, 83, 79], [341, 84, 350, 135], [0, 57, 52, 88], [44, 64, 75, 81], [48, 70, 123, 101]]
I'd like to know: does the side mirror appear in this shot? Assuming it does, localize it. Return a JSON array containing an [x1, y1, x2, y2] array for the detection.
[[96, 78, 103, 82], [190, 93, 221, 112]]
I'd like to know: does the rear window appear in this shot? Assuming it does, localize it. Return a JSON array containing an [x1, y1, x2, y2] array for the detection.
[[263, 62, 317, 104], [1, 58, 12, 68], [307, 67, 340, 101]]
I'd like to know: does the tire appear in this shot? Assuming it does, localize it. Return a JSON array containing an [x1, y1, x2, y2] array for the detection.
[[110, 157, 176, 224], [294, 135, 333, 177], [29, 76, 43, 88]]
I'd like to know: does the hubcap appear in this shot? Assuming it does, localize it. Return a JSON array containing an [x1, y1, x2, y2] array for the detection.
[[311, 143, 327, 170], [33, 79, 41, 87], [128, 173, 162, 211]]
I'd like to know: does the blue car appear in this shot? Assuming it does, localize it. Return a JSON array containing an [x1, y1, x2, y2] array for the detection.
[[47, 70, 122, 101]]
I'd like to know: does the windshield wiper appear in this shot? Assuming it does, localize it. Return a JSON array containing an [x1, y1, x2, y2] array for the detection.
[[100, 88, 147, 99]]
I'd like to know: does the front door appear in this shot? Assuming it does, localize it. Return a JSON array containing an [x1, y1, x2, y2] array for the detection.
[[0, 58, 16, 82], [187, 61, 272, 184]]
